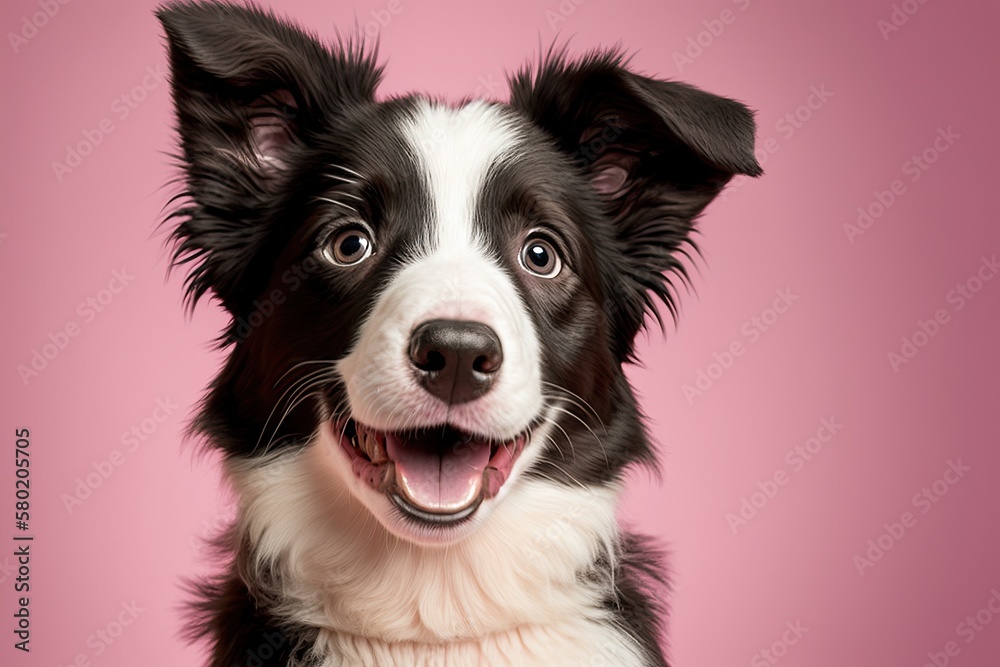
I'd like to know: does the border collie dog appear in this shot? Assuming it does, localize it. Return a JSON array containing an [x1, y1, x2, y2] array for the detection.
[[158, 3, 760, 665]]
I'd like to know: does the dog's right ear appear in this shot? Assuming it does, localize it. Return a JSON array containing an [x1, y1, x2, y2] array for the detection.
[[157, 2, 380, 313]]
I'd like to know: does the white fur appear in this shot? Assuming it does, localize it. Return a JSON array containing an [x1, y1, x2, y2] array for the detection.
[[228, 424, 646, 667]]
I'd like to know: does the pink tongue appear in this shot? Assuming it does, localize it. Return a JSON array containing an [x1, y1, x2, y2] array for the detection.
[[386, 434, 491, 513]]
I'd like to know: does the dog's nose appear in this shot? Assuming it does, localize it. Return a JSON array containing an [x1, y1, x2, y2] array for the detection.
[[408, 320, 503, 404]]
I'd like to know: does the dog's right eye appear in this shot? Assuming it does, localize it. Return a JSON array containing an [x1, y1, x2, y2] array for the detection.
[[519, 233, 562, 279], [323, 226, 374, 266]]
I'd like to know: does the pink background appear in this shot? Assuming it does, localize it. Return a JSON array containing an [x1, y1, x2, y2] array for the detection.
[[3, 0, 999, 665]]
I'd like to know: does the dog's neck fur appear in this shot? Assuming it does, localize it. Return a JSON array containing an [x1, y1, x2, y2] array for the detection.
[[226, 426, 649, 666]]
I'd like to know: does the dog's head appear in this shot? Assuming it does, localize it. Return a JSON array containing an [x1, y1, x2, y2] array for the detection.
[[159, 2, 760, 545]]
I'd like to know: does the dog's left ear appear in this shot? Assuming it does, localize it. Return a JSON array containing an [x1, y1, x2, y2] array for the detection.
[[509, 50, 761, 358]]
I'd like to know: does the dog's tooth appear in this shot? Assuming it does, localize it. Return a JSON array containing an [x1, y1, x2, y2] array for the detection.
[[367, 432, 388, 463], [356, 429, 383, 463]]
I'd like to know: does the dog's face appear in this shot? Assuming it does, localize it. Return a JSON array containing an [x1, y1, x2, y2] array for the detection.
[[160, 3, 759, 545]]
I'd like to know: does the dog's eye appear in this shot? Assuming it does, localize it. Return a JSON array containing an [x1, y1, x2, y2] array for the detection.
[[519, 234, 562, 278], [324, 227, 374, 266]]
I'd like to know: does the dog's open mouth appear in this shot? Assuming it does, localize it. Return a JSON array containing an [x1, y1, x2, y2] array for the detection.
[[337, 420, 526, 525]]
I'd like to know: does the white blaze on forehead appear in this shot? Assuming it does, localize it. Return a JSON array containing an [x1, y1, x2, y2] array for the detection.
[[401, 100, 522, 253]]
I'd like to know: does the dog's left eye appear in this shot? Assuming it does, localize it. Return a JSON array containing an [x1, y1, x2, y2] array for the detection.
[[519, 234, 562, 278], [323, 226, 374, 266]]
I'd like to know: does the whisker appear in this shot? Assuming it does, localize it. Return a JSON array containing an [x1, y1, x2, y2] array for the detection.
[[321, 173, 357, 185], [260, 373, 334, 457], [256, 364, 344, 458], [536, 418, 565, 459], [547, 402, 610, 468], [541, 462, 590, 492], [273, 359, 338, 389], [253, 366, 334, 456], [544, 412, 577, 462], [313, 196, 358, 214], [529, 454, 590, 492], [540, 380, 607, 433], [331, 164, 364, 179]]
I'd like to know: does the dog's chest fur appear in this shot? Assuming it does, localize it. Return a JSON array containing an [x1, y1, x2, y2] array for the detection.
[[314, 626, 643, 667], [232, 437, 647, 666]]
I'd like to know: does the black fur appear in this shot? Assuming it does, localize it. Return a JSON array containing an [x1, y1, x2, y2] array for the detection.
[[606, 535, 672, 667], [185, 574, 316, 667], [158, 2, 760, 665]]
